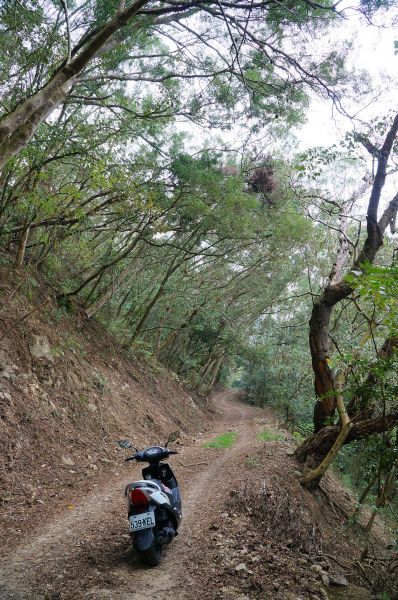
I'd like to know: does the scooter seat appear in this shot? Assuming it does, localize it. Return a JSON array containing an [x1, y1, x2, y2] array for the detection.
[[126, 480, 162, 494]]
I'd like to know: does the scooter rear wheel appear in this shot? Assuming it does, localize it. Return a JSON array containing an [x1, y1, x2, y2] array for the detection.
[[140, 542, 163, 567]]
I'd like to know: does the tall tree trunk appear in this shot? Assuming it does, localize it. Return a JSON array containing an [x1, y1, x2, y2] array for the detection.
[[155, 308, 198, 360], [86, 242, 145, 318], [15, 224, 31, 269], [307, 115, 398, 433], [207, 354, 224, 390], [129, 228, 203, 343], [86, 263, 132, 318], [196, 353, 217, 390], [0, 0, 149, 170], [309, 301, 336, 431], [299, 372, 352, 486], [66, 232, 143, 298], [153, 307, 170, 356], [360, 464, 396, 560], [352, 471, 378, 520], [129, 256, 180, 342]]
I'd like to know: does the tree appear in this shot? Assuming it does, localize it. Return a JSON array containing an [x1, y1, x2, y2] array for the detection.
[[294, 113, 398, 480], [0, 0, 350, 171]]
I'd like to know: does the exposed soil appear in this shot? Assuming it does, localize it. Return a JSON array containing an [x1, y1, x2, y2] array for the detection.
[[0, 390, 392, 600]]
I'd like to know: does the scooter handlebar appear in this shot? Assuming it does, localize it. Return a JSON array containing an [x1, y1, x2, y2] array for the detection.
[[124, 449, 178, 462]]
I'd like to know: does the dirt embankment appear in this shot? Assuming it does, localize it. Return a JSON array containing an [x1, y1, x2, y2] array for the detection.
[[0, 267, 206, 550]]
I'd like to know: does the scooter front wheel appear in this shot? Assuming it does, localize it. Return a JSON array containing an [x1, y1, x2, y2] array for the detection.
[[139, 541, 163, 567]]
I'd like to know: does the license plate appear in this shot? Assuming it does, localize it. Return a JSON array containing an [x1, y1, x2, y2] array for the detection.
[[129, 511, 155, 532]]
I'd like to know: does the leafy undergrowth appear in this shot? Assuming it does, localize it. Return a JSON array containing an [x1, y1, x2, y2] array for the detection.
[[257, 427, 284, 442], [203, 431, 238, 448]]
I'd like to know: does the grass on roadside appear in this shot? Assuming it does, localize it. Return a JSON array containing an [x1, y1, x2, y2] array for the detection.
[[203, 431, 238, 448], [257, 428, 284, 442]]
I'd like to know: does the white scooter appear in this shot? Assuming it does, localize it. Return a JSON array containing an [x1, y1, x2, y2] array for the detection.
[[118, 435, 182, 566]]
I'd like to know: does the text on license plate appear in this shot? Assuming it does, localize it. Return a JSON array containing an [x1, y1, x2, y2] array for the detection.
[[129, 511, 155, 532]]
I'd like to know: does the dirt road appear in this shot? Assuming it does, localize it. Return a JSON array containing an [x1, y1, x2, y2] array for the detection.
[[0, 390, 273, 600]]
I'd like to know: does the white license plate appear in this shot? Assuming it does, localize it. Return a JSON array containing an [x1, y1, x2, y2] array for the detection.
[[129, 511, 155, 532]]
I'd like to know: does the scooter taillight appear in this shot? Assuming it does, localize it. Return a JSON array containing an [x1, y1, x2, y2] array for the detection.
[[129, 488, 149, 513]]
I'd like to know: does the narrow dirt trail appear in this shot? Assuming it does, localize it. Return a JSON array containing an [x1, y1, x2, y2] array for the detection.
[[0, 390, 275, 600]]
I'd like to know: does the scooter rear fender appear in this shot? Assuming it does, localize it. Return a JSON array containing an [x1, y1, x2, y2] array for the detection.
[[134, 527, 154, 552]]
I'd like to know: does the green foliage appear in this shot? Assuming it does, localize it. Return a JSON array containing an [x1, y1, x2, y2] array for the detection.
[[292, 431, 305, 443], [93, 0, 120, 27], [347, 263, 398, 335], [257, 428, 284, 442], [92, 370, 107, 394], [235, 302, 315, 428], [203, 431, 238, 448], [22, 275, 39, 301], [361, 0, 397, 15]]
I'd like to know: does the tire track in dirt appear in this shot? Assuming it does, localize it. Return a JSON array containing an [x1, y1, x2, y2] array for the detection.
[[0, 390, 275, 600]]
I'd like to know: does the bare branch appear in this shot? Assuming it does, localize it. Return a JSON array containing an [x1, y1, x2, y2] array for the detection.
[[60, 0, 72, 64]]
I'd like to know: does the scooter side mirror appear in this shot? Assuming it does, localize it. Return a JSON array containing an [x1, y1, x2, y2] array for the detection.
[[165, 431, 180, 447]]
